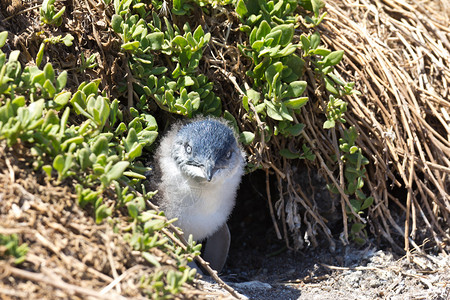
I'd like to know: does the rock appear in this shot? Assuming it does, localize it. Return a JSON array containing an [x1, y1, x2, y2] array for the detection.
[[230, 280, 272, 290]]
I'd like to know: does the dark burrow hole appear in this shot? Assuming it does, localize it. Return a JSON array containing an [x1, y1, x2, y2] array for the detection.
[[223, 169, 339, 284], [225, 169, 283, 279], [222, 168, 413, 285]]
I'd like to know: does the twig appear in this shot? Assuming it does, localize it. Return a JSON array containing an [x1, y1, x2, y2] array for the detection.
[[0, 263, 126, 300], [301, 131, 366, 223], [124, 59, 134, 108], [103, 232, 121, 293], [5, 156, 15, 183], [34, 231, 114, 283], [0, 286, 29, 298], [404, 156, 415, 258], [331, 127, 348, 244], [265, 168, 282, 239], [99, 265, 143, 295], [1, 5, 41, 22]]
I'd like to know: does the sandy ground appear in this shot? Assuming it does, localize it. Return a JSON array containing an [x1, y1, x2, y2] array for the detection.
[[198, 243, 450, 300]]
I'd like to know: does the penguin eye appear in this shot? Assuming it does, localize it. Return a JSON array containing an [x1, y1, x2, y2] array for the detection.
[[225, 150, 232, 159], [185, 144, 192, 154]]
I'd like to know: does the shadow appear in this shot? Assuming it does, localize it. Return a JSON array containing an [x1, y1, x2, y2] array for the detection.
[[223, 170, 394, 300]]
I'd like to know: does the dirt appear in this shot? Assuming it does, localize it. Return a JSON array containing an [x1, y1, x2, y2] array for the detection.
[[194, 171, 450, 300], [199, 237, 450, 300]]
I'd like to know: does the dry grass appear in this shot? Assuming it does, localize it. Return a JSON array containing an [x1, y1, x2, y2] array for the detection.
[[322, 0, 449, 254], [204, 0, 449, 254], [264, 0, 449, 254]]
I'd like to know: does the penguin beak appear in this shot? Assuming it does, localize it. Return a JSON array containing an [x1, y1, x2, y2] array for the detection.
[[203, 161, 215, 182]]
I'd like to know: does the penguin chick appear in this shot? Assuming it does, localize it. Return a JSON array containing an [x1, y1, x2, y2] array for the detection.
[[156, 117, 246, 242]]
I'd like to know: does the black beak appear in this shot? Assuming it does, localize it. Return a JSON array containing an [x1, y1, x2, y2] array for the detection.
[[203, 161, 215, 182]]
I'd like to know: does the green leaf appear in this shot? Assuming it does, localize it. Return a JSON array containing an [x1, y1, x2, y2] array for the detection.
[[328, 73, 346, 86], [223, 110, 238, 133], [253, 57, 271, 78], [8, 50, 20, 62], [300, 34, 310, 53], [43, 79, 56, 97], [235, 0, 248, 17], [52, 5, 66, 21], [28, 99, 45, 121], [12, 96, 25, 107], [121, 41, 140, 51], [82, 80, 100, 96], [351, 222, 365, 234], [41, 0, 53, 14], [106, 161, 130, 182], [92, 136, 108, 155], [265, 30, 281, 47], [264, 100, 283, 121], [246, 88, 261, 103], [356, 176, 364, 189], [54, 92, 71, 107], [95, 204, 111, 224], [271, 24, 294, 47], [323, 120, 335, 129], [284, 97, 308, 109], [320, 50, 344, 67], [361, 197, 374, 210], [172, 0, 181, 9], [147, 32, 164, 50], [111, 14, 124, 33], [62, 153, 73, 175], [138, 130, 158, 146], [312, 48, 331, 56], [349, 198, 361, 212], [79, 148, 91, 170], [265, 62, 283, 90], [193, 25, 205, 42], [177, 76, 195, 88], [256, 20, 271, 40], [132, 25, 145, 39], [271, 43, 297, 58], [55, 71, 68, 91], [324, 76, 339, 94], [126, 142, 143, 160], [42, 165, 52, 178], [142, 252, 161, 267], [239, 131, 255, 145], [123, 171, 146, 179], [70, 91, 86, 114], [285, 123, 305, 136], [279, 102, 293, 121], [349, 146, 359, 154], [53, 154, 64, 174], [311, 0, 325, 17], [36, 43, 45, 68], [310, 32, 320, 50], [0, 31, 8, 48], [282, 54, 305, 80], [286, 81, 307, 97], [280, 148, 300, 159], [127, 202, 139, 219], [172, 36, 188, 48]]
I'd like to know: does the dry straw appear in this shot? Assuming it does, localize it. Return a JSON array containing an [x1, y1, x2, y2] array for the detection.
[[209, 0, 449, 255], [320, 0, 449, 255], [259, 0, 448, 254]]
